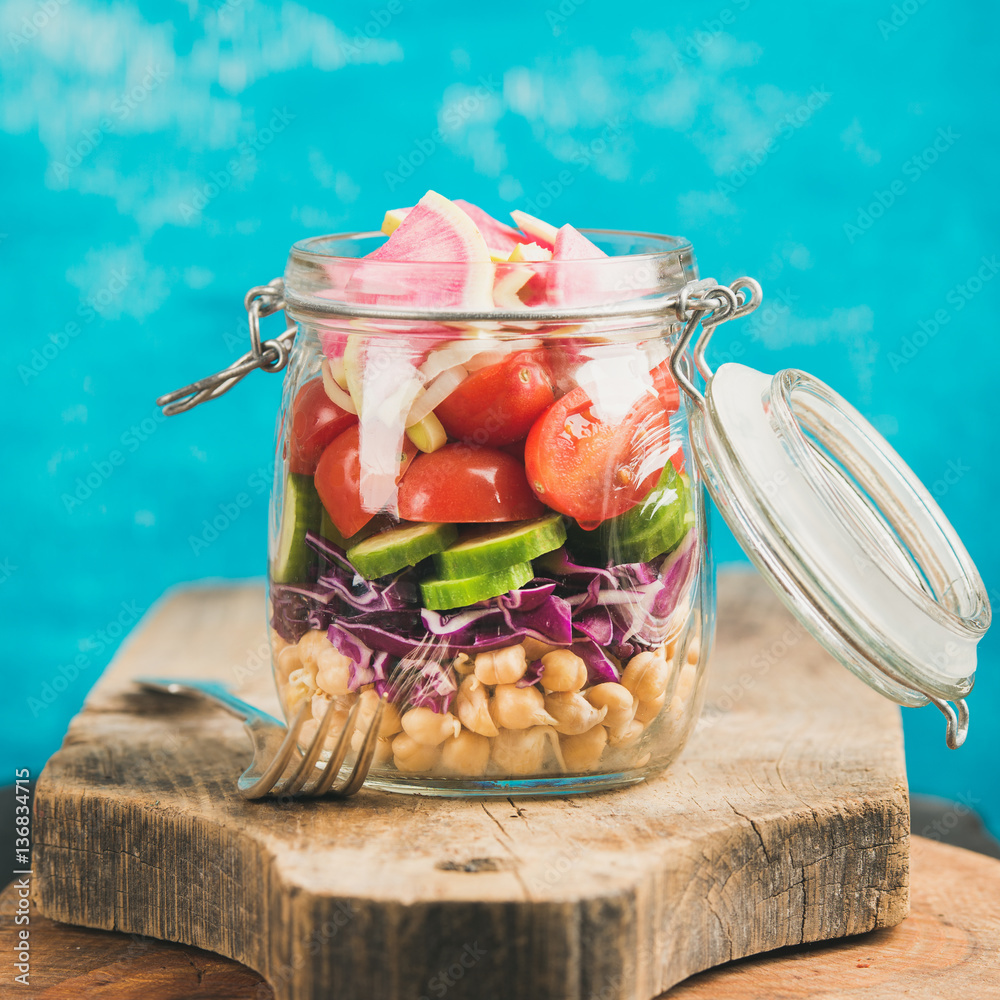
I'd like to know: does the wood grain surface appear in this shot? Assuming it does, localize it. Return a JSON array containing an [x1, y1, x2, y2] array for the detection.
[[4, 837, 996, 999], [28, 572, 912, 1000]]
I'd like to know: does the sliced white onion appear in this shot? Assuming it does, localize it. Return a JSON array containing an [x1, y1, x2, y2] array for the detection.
[[420, 337, 543, 380], [405, 365, 468, 428], [321, 359, 358, 414]]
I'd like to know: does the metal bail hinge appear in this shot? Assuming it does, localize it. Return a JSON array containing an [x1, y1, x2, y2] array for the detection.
[[669, 276, 763, 409], [156, 278, 296, 416]]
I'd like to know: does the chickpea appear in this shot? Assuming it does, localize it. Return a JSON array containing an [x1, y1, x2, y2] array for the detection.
[[675, 662, 698, 703], [297, 629, 332, 670], [452, 652, 475, 676], [661, 619, 685, 662], [475, 644, 528, 685], [280, 646, 310, 686], [544, 691, 607, 735], [270, 628, 291, 655], [607, 719, 644, 748], [455, 674, 499, 737], [539, 649, 587, 692], [439, 729, 491, 777], [585, 683, 634, 730], [350, 731, 394, 769], [400, 707, 461, 746], [561, 725, 608, 772], [490, 727, 550, 775], [299, 718, 343, 752], [621, 651, 671, 702], [634, 692, 666, 724], [685, 638, 701, 665], [356, 688, 403, 737], [283, 669, 313, 715], [491, 684, 557, 730], [315, 647, 353, 697], [392, 733, 441, 773], [521, 637, 558, 661]]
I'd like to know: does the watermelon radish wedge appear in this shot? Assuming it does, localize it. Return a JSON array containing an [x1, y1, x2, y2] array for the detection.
[[377, 199, 525, 261], [510, 210, 559, 250], [347, 190, 494, 310], [518, 224, 612, 308], [381, 207, 410, 235], [509, 242, 552, 262], [493, 242, 552, 308], [454, 199, 525, 260]]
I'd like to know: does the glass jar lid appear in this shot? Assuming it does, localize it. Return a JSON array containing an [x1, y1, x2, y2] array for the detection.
[[677, 281, 991, 747]]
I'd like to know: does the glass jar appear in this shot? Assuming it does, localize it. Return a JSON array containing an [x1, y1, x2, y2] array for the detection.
[[158, 225, 990, 797], [267, 230, 716, 795]]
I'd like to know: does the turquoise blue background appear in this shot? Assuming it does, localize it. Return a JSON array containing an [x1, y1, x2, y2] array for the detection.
[[2, 0, 997, 835]]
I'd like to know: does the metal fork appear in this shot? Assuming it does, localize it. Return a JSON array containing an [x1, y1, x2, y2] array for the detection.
[[136, 678, 386, 799]]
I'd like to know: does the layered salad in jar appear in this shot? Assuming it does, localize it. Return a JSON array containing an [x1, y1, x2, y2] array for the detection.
[[269, 191, 705, 791]]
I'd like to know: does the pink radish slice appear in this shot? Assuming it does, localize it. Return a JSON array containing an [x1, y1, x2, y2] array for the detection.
[[510, 210, 559, 250], [346, 190, 494, 310], [454, 199, 524, 257], [552, 224, 607, 261]]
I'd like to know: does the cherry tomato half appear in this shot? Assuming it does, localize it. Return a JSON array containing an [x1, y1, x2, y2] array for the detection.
[[288, 378, 357, 475], [650, 360, 680, 414], [435, 351, 554, 446], [524, 386, 671, 527], [314, 425, 417, 538], [397, 444, 545, 522]]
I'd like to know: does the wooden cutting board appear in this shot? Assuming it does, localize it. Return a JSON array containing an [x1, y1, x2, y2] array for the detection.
[[31, 572, 910, 1000]]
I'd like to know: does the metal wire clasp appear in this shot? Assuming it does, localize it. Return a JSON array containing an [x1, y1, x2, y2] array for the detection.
[[156, 278, 296, 416], [669, 277, 763, 409]]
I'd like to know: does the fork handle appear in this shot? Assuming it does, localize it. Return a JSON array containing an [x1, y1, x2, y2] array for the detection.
[[136, 677, 283, 726]]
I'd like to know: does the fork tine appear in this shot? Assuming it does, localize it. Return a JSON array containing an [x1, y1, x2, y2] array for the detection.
[[307, 698, 362, 797], [239, 697, 312, 800], [329, 697, 386, 798], [283, 693, 345, 795]]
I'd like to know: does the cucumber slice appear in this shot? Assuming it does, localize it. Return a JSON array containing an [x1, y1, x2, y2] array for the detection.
[[319, 508, 384, 550], [434, 514, 566, 579], [420, 560, 534, 611], [567, 465, 692, 565], [272, 473, 322, 584], [347, 522, 458, 580]]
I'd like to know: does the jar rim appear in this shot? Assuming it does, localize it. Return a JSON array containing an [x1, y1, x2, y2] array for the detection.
[[289, 227, 694, 262], [283, 228, 698, 323]]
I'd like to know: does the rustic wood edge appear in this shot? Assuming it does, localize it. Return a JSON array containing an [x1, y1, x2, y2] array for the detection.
[[29, 577, 912, 1000]]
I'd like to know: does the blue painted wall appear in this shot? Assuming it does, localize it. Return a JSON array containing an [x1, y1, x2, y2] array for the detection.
[[2, 0, 997, 835]]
